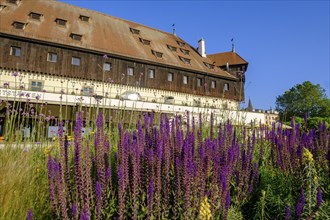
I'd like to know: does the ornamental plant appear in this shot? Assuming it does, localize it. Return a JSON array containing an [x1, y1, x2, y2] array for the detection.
[[45, 111, 330, 219]]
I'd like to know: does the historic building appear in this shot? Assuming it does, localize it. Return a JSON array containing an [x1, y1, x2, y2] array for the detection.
[[0, 0, 268, 136]]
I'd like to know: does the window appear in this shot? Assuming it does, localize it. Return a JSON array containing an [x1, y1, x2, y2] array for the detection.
[[82, 86, 93, 96], [47, 52, 57, 62], [7, 0, 20, 4], [139, 38, 151, 45], [30, 80, 43, 91], [103, 62, 111, 71], [127, 67, 134, 76], [224, 83, 229, 91], [204, 62, 215, 69], [70, 33, 82, 41], [179, 56, 191, 64], [72, 57, 80, 66], [211, 80, 216, 89], [55, 18, 67, 26], [79, 15, 90, 22], [167, 72, 173, 82], [180, 48, 190, 55], [183, 76, 188, 85], [148, 69, 155, 79], [130, 27, 140, 35], [197, 78, 202, 87], [0, 5, 7, 11], [167, 45, 177, 52], [177, 41, 185, 47], [12, 21, 26, 30], [151, 50, 163, 58], [29, 12, 42, 20], [10, 46, 21, 56]]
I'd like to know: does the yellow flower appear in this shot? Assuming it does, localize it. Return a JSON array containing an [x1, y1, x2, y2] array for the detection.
[[44, 146, 51, 156], [303, 148, 314, 162], [199, 196, 212, 220]]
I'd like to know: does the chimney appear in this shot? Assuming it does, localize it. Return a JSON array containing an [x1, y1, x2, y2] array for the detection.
[[198, 38, 206, 58]]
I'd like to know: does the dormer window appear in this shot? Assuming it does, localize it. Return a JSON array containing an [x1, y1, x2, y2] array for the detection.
[[167, 45, 177, 52], [139, 38, 151, 45], [179, 56, 190, 64], [130, 27, 140, 35], [29, 12, 42, 21], [177, 41, 185, 47], [180, 48, 189, 55], [151, 50, 163, 58], [6, 0, 20, 5], [204, 62, 215, 69], [55, 18, 67, 26], [70, 33, 82, 41], [12, 21, 26, 30], [79, 15, 90, 22], [0, 5, 7, 11]]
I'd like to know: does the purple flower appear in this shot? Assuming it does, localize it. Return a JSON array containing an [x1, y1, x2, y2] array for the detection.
[[27, 208, 32, 220], [285, 206, 290, 220], [72, 202, 77, 219], [147, 179, 154, 220], [295, 189, 305, 220], [12, 71, 18, 77], [316, 187, 322, 209], [96, 181, 102, 220], [103, 54, 108, 59]]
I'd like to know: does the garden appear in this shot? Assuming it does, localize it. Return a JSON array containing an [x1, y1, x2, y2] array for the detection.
[[0, 99, 329, 219]]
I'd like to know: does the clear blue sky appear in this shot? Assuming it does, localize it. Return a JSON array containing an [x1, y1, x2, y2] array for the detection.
[[61, 0, 330, 110]]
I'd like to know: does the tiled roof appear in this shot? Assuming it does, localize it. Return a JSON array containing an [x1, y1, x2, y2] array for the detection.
[[208, 51, 248, 66], [0, 0, 237, 80]]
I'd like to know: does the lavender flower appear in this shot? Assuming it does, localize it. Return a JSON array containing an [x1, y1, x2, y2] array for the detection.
[[27, 208, 32, 220], [285, 206, 290, 220], [295, 189, 305, 220], [147, 179, 154, 220], [96, 181, 102, 220], [72, 202, 77, 219], [316, 187, 322, 209], [12, 71, 18, 77]]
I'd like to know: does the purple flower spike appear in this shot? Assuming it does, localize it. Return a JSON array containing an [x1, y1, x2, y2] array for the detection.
[[295, 189, 305, 220], [27, 208, 32, 220], [96, 181, 102, 220], [316, 187, 322, 209], [72, 202, 77, 219], [285, 206, 290, 220]]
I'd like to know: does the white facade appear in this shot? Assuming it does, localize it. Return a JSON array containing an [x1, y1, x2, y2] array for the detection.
[[0, 69, 277, 126]]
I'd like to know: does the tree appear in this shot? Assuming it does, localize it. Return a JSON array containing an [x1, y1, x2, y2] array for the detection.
[[276, 81, 330, 121]]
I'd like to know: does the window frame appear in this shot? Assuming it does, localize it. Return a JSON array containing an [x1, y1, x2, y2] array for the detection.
[[81, 86, 94, 96], [12, 21, 26, 30], [151, 50, 163, 58], [167, 45, 177, 52], [224, 83, 229, 91], [29, 80, 43, 92], [47, 52, 57, 62], [70, 33, 82, 41], [55, 18, 67, 26], [10, 46, 21, 56], [130, 27, 140, 35], [211, 80, 216, 89], [103, 62, 112, 71], [197, 78, 202, 87], [127, 67, 134, 76], [167, 72, 173, 82], [139, 38, 151, 45], [71, 56, 81, 66], [79, 15, 90, 22], [183, 75, 188, 85], [148, 69, 155, 79], [29, 12, 42, 20]]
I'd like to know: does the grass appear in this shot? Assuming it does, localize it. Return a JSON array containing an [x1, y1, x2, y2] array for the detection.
[[0, 145, 51, 220]]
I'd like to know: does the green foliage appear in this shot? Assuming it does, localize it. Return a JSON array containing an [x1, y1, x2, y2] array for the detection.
[[276, 81, 330, 121], [0, 146, 51, 220], [244, 166, 298, 220]]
